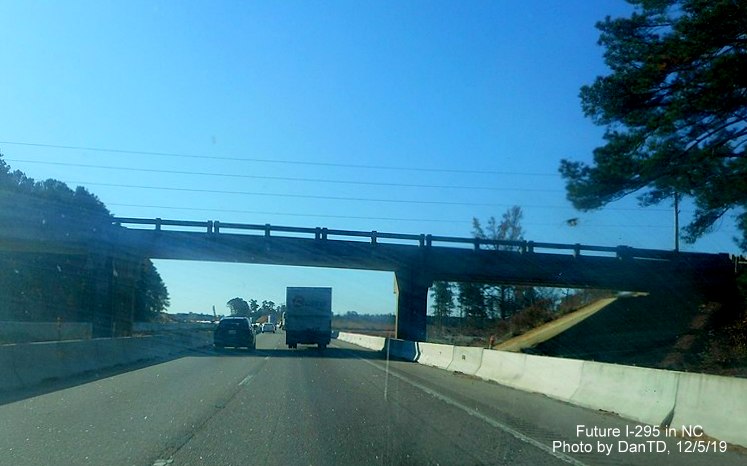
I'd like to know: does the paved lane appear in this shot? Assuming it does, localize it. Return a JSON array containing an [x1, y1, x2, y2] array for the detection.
[[1, 332, 745, 465], [168, 340, 567, 466], [0, 338, 278, 466]]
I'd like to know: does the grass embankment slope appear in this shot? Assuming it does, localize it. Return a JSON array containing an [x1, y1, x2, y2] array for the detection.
[[521, 291, 747, 377], [494, 297, 619, 352]]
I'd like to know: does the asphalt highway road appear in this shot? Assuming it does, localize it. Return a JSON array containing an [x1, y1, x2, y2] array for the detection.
[[1, 332, 745, 466]]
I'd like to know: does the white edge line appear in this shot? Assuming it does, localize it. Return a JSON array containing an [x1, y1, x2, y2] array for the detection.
[[353, 353, 588, 466], [238, 374, 254, 386]]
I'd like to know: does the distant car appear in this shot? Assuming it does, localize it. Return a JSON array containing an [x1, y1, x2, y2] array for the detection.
[[261, 323, 276, 333], [214, 317, 255, 351]]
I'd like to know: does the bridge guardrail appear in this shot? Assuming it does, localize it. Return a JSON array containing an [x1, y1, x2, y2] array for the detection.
[[111, 217, 730, 262]]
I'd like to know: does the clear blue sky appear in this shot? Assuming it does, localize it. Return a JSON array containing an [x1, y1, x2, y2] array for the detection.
[[0, 1, 740, 316]]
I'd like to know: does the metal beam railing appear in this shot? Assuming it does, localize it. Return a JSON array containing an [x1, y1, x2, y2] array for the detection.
[[111, 217, 689, 261]]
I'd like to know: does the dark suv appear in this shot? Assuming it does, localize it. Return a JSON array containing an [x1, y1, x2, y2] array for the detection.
[[214, 317, 256, 351]]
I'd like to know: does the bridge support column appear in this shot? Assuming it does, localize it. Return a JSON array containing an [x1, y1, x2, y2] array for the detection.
[[86, 254, 115, 338], [394, 269, 431, 342], [110, 256, 139, 337], [86, 254, 140, 338]]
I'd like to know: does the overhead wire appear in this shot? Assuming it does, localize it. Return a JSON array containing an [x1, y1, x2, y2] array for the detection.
[[1, 140, 681, 221], [64, 179, 674, 211], [108, 203, 467, 224], [0, 140, 559, 176], [108, 202, 673, 229], [4, 158, 563, 193], [65, 180, 539, 208]]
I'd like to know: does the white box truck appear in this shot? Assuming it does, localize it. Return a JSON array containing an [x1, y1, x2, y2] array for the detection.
[[285, 287, 332, 349]]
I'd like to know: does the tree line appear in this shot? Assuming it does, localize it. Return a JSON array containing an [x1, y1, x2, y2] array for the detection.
[[430, 206, 558, 323], [226, 297, 286, 320], [0, 154, 170, 330]]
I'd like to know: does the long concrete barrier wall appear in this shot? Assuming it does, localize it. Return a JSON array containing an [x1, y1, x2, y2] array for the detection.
[[383, 338, 419, 361], [133, 322, 216, 333], [417, 342, 454, 369], [0, 332, 212, 393], [446, 346, 483, 375], [570, 361, 678, 427], [670, 371, 747, 447], [337, 332, 386, 351], [0, 321, 92, 343], [338, 332, 747, 448]]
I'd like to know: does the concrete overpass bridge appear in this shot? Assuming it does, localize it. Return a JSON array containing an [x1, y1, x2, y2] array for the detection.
[[1, 217, 737, 341]]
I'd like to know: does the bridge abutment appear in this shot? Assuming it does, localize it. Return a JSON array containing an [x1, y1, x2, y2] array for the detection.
[[394, 268, 431, 342]]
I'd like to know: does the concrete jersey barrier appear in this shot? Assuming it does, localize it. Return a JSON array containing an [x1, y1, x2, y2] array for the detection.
[[569, 361, 678, 426], [337, 332, 386, 351], [0, 345, 21, 391], [475, 350, 527, 387], [325, 331, 747, 448], [475, 351, 585, 403], [446, 346, 484, 375], [670, 371, 747, 447], [515, 353, 584, 402], [416, 342, 454, 369], [0, 332, 212, 393], [0, 321, 92, 343], [384, 338, 419, 361]]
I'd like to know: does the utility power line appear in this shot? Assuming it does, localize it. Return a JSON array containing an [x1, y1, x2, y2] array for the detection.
[[6, 158, 563, 193], [67, 180, 534, 208], [108, 203, 467, 224], [0, 140, 558, 176], [108, 202, 673, 229], [67, 179, 674, 212]]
